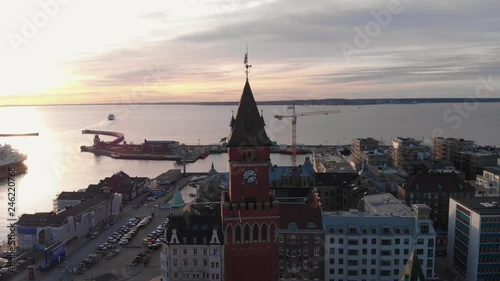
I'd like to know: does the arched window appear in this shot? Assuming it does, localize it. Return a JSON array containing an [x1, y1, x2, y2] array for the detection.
[[253, 224, 259, 242], [261, 223, 268, 242], [226, 225, 233, 244], [38, 229, 46, 245], [270, 222, 277, 242], [244, 225, 250, 242], [235, 225, 242, 243]]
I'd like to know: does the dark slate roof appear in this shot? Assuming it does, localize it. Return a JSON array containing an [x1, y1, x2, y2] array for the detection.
[[315, 172, 358, 187], [17, 194, 109, 227], [269, 158, 316, 181], [226, 80, 272, 147], [99, 172, 148, 194], [399, 250, 426, 281], [452, 197, 500, 215], [57, 191, 89, 200], [484, 166, 500, 175], [401, 171, 475, 193], [279, 203, 323, 231], [165, 210, 223, 245]]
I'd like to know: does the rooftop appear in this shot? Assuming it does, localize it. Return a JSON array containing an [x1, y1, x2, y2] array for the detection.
[[165, 209, 223, 245], [363, 193, 414, 216], [17, 194, 109, 227], [401, 171, 475, 193], [279, 203, 322, 231], [484, 166, 500, 175], [452, 197, 500, 215]]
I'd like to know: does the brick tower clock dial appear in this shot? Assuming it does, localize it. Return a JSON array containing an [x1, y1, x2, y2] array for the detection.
[[243, 169, 257, 184]]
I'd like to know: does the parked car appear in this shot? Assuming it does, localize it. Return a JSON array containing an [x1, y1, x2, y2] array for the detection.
[[90, 231, 99, 239]]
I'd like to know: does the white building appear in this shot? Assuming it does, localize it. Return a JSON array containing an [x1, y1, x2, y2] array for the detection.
[[16, 194, 111, 250], [160, 190, 224, 281], [323, 193, 436, 281], [447, 197, 500, 281], [475, 167, 500, 197]]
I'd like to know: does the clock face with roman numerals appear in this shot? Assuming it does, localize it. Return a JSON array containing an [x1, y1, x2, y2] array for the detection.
[[243, 169, 257, 184]]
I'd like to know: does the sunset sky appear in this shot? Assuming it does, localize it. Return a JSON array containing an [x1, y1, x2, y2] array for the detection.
[[0, 0, 499, 105]]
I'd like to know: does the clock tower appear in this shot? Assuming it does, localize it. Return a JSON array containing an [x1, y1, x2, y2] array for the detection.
[[222, 52, 280, 281]]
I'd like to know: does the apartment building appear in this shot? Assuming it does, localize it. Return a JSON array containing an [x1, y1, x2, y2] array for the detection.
[[448, 197, 500, 281], [323, 193, 436, 281]]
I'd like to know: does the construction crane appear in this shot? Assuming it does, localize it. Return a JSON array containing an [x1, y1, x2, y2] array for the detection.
[[274, 104, 340, 169]]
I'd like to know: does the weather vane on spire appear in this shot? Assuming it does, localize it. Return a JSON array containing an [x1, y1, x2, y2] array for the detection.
[[244, 44, 252, 80]]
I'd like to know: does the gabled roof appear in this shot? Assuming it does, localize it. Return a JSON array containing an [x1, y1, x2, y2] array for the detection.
[[226, 80, 272, 147], [269, 158, 316, 182], [399, 250, 426, 281], [165, 210, 223, 245], [279, 202, 323, 231], [401, 171, 475, 193]]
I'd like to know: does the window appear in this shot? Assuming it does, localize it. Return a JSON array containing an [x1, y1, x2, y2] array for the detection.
[[362, 238, 367, 244], [339, 248, 344, 254], [279, 248, 284, 255], [329, 248, 334, 255], [279, 234, 284, 243], [339, 238, 344, 244], [348, 249, 358, 255], [395, 238, 400, 245], [329, 258, 335, 265], [348, 260, 358, 266], [349, 227, 357, 234], [348, 240, 358, 245], [194, 259, 198, 266], [279, 261, 284, 269], [314, 260, 319, 268], [404, 238, 409, 245], [314, 236, 320, 243], [362, 248, 367, 255], [303, 248, 309, 256], [184, 260, 188, 266], [371, 259, 376, 265], [203, 260, 208, 266], [371, 249, 376, 255], [203, 249, 207, 255], [329, 237, 334, 244], [173, 260, 177, 266], [381, 239, 391, 245], [304, 236, 309, 243], [213, 249, 218, 255], [382, 227, 390, 234], [193, 249, 197, 255], [183, 249, 187, 255], [395, 249, 400, 255], [173, 249, 177, 255], [371, 238, 377, 244], [314, 248, 320, 256]]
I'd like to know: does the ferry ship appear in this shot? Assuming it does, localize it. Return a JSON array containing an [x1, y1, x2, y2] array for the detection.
[[0, 144, 27, 179]]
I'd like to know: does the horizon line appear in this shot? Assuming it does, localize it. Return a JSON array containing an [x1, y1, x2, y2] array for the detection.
[[1, 97, 500, 107]]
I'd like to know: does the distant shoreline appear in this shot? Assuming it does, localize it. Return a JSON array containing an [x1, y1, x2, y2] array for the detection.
[[2, 98, 500, 107]]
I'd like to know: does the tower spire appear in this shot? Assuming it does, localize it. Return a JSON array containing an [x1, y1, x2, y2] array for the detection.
[[244, 44, 252, 80]]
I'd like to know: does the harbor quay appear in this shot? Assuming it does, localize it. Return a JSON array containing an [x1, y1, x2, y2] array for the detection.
[[79, 129, 349, 163]]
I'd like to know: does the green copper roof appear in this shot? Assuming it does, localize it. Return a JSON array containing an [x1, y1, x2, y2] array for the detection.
[[172, 189, 185, 208]]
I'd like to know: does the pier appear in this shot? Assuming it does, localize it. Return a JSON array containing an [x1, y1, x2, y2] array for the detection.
[[80, 130, 207, 162]]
